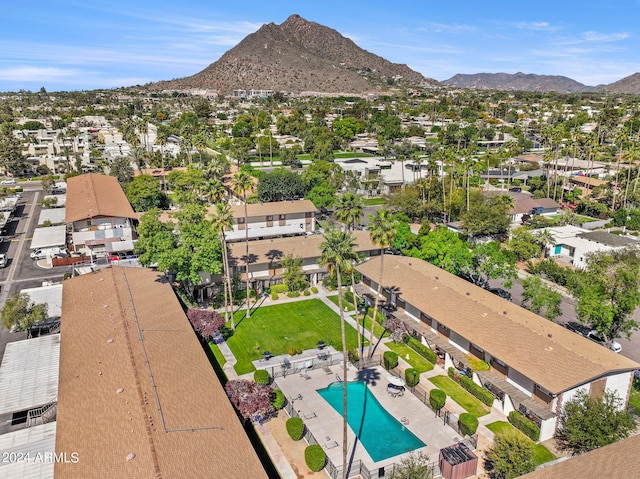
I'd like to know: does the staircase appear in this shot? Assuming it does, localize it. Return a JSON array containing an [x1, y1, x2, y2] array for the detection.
[[26, 398, 57, 427]]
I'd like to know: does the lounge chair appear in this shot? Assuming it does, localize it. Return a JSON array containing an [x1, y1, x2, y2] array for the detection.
[[323, 363, 332, 374], [302, 411, 317, 419], [324, 439, 339, 449]]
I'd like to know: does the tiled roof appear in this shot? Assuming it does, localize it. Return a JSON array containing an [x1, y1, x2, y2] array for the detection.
[[65, 174, 136, 223], [517, 434, 640, 479], [55, 267, 268, 479], [355, 255, 638, 395], [227, 199, 317, 219]]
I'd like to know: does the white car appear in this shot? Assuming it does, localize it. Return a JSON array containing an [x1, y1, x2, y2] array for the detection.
[[0, 253, 6, 268], [0, 179, 15, 185], [587, 330, 622, 353]]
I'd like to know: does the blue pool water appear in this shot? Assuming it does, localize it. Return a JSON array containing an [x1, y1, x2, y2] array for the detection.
[[316, 380, 426, 462]]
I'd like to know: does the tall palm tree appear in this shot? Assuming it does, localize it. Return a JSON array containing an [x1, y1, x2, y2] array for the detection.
[[210, 203, 235, 328], [366, 209, 396, 358], [334, 193, 364, 231], [319, 230, 356, 479], [231, 171, 254, 318]]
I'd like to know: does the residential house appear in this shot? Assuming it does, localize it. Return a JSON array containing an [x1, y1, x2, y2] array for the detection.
[[355, 255, 638, 441], [65, 173, 137, 257], [544, 225, 639, 269], [223, 199, 317, 242], [228, 230, 381, 291]]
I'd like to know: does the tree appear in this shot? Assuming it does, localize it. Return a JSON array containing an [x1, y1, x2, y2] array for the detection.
[[460, 194, 512, 237], [41, 172, 55, 192], [388, 451, 433, 479], [125, 174, 168, 212], [520, 276, 562, 320], [383, 317, 411, 344], [1, 293, 48, 332], [281, 254, 308, 292], [134, 209, 177, 268], [555, 390, 635, 454], [570, 247, 640, 342], [187, 308, 225, 339], [367, 209, 396, 358], [110, 156, 134, 184], [485, 431, 536, 479], [225, 379, 274, 422], [210, 203, 234, 327], [257, 169, 308, 202], [319, 230, 356, 479], [232, 171, 254, 318], [305, 184, 336, 210], [334, 193, 364, 231]]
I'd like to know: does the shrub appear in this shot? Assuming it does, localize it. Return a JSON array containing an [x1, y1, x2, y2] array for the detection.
[[219, 326, 234, 340], [287, 291, 301, 298], [270, 284, 289, 294], [288, 346, 298, 356], [303, 289, 310, 296], [305, 445, 326, 472], [405, 368, 420, 387], [448, 367, 456, 380], [311, 286, 318, 294], [344, 290, 355, 304], [429, 389, 446, 411], [465, 354, 490, 371], [286, 417, 305, 441], [271, 292, 279, 301], [270, 389, 285, 410], [407, 337, 437, 364], [508, 411, 541, 441], [459, 376, 494, 406], [254, 370, 270, 385], [383, 351, 398, 370], [459, 413, 479, 436]]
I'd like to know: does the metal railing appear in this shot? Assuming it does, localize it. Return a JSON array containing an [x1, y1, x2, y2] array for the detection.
[[26, 397, 57, 427]]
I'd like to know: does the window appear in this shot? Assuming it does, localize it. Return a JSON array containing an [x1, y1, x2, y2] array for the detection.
[[279, 214, 286, 220], [238, 218, 245, 224], [305, 211, 313, 218], [266, 215, 273, 221]]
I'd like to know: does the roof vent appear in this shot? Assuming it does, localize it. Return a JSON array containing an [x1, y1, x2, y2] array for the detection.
[[103, 304, 109, 309], [548, 333, 552, 338], [126, 453, 136, 461], [116, 388, 124, 394], [503, 310, 507, 315], [466, 292, 470, 296], [106, 338, 114, 344]]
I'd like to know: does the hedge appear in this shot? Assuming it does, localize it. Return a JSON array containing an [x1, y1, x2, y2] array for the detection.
[[311, 286, 318, 294], [407, 337, 437, 364], [508, 411, 541, 441], [305, 445, 326, 472], [271, 292, 279, 300], [429, 389, 446, 411], [287, 291, 301, 298], [459, 376, 494, 406], [459, 413, 479, 436], [286, 417, 305, 441], [405, 368, 420, 387], [270, 284, 289, 294], [254, 370, 270, 385], [383, 351, 399, 370], [271, 389, 285, 410], [448, 367, 456, 380]]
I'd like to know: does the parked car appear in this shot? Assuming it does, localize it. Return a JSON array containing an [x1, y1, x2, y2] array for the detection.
[[458, 272, 489, 289], [0, 178, 16, 185], [586, 330, 622, 353], [0, 253, 6, 268], [509, 187, 522, 192], [30, 247, 68, 260], [487, 287, 512, 301]]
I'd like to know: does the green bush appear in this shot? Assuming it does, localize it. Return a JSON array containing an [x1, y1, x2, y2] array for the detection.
[[407, 337, 437, 364], [286, 417, 305, 441], [459, 376, 494, 406], [429, 389, 446, 411], [271, 389, 285, 410], [254, 369, 270, 385], [287, 291, 301, 298], [305, 445, 326, 472], [448, 367, 455, 379], [344, 290, 355, 304], [271, 284, 289, 294], [271, 292, 279, 300], [508, 411, 541, 441], [405, 368, 420, 387], [383, 351, 398, 370], [465, 354, 490, 371], [288, 346, 299, 356], [303, 289, 310, 296], [311, 286, 318, 294], [459, 413, 479, 436]]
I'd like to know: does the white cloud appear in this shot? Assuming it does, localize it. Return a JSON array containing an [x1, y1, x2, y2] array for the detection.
[[0, 66, 82, 82], [514, 21, 559, 32], [582, 31, 629, 42]]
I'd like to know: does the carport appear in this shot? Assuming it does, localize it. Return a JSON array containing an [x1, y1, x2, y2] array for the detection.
[[30, 224, 66, 249]]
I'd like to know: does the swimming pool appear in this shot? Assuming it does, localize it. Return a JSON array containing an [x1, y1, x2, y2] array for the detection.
[[316, 380, 426, 462]]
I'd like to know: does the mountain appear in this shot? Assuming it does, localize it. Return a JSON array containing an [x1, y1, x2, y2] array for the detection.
[[151, 14, 437, 95], [602, 73, 640, 94], [441, 72, 594, 93]]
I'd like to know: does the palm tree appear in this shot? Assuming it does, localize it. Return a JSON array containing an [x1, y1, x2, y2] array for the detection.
[[366, 209, 396, 358], [334, 193, 364, 231], [210, 203, 235, 328], [533, 230, 555, 260], [231, 171, 254, 318], [319, 230, 356, 479]]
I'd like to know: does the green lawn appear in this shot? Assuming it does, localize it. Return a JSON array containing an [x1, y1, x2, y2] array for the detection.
[[208, 342, 227, 368], [486, 421, 556, 467], [226, 299, 360, 374], [629, 386, 640, 412], [363, 197, 388, 206], [327, 294, 355, 311], [429, 375, 490, 417], [384, 341, 434, 373]]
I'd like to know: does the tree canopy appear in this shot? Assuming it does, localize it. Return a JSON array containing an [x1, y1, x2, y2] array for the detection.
[[0, 293, 48, 331], [485, 431, 536, 479], [125, 174, 168, 212]]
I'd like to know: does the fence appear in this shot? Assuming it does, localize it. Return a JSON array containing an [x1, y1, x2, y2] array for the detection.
[[261, 351, 344, 379]]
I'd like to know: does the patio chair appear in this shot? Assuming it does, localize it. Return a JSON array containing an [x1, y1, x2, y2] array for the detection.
[[302, 411, 317, 419], [324, 438, 339, 449], [323, 363, 332, 375]]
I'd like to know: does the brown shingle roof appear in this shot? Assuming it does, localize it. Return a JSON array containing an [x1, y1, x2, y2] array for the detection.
[[511, 197, 561, 215], [517, 434, 640, 479], [228, 230, 379, 265], [355, 255, 638, 394], [55, 267, 268, 479], [65, 173, 136, 223], [227, 199, 317, 220]]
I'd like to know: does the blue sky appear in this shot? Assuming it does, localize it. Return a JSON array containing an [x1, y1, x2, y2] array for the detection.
[[2, 0, 640, 92]]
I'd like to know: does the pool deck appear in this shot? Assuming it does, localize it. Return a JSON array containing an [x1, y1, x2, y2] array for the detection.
[[274, 360, 461, 471]]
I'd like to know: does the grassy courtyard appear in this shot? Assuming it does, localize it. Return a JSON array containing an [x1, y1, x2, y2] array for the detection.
[[226, 298, 360, 374], [486, 421, 556, 467], [384, 341, 434, 373], [429, 375, 490, 417]]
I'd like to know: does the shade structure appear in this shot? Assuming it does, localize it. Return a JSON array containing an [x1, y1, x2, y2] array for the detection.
[[387, 374, 405, 387]]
